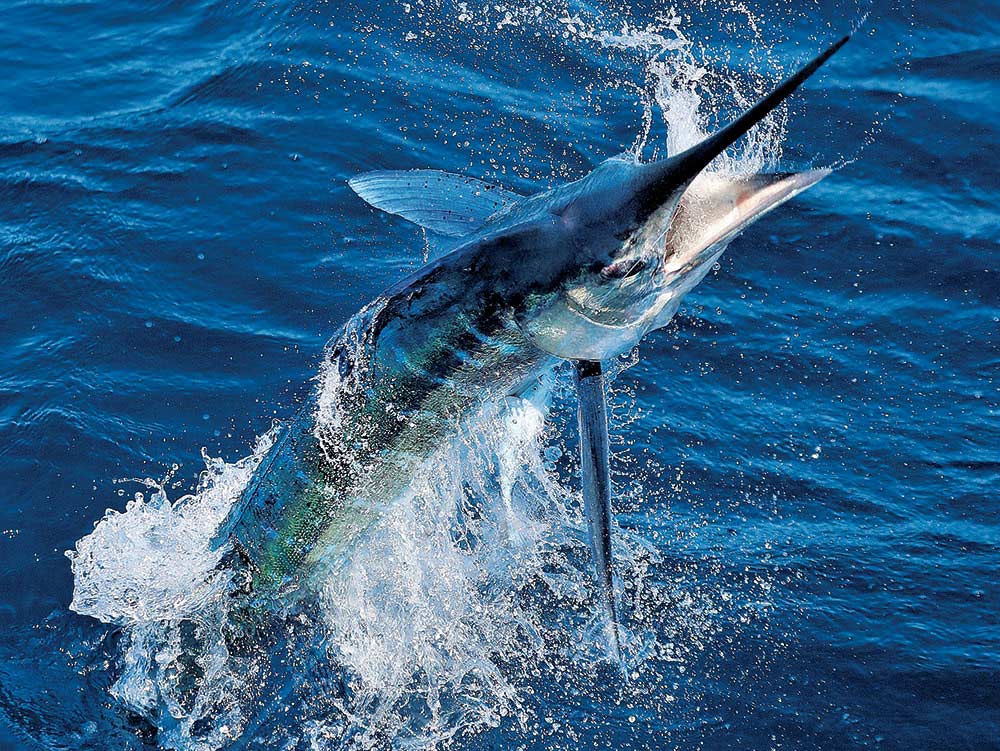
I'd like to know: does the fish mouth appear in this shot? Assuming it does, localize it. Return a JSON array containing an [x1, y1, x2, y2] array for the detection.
[[660, 168, 832, 274], [624, 34, 847, 231]]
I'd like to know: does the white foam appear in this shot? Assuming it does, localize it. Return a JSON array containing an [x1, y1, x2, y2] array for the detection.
[[314, 388, 567, 745], [67, 433, 274, 626]]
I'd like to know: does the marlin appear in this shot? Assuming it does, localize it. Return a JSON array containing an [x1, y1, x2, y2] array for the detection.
[[215, 36, 849, 659]]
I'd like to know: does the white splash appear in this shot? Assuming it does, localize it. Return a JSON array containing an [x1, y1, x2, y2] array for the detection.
[[67, 434, 274, 626], [73, 376, 594, 747], [315, 387, 571, 747]]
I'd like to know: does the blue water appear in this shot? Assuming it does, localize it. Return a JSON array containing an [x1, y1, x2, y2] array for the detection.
[[1, 0, 997, 749]]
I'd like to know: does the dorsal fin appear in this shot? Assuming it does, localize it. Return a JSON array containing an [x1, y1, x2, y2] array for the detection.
[[348, 169, 523, 237]]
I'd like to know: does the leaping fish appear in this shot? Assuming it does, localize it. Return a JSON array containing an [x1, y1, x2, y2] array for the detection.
[[214, 36, 850, 660]]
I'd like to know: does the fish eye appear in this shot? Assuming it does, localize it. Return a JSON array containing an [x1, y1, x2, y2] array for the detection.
[[600, 258, 647, 280], [622, 258, 647, 278]]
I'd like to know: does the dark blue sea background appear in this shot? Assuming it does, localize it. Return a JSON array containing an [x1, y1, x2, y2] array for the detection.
[[0, 0, 996, 749]]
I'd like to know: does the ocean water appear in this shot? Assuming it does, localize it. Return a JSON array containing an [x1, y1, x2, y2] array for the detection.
[[0, 0, 997, 749]]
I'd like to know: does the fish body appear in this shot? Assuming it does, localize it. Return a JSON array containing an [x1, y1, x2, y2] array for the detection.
[[215, 38, 850, 642], [222, 263, 552, 592]]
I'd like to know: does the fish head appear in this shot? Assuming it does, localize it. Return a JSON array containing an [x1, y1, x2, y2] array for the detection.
[[516, 164, 830, 361], [513, 35, 847, 362]]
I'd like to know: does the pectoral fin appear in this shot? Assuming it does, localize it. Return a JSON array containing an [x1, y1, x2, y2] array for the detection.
[[573, 359, 622, 662]]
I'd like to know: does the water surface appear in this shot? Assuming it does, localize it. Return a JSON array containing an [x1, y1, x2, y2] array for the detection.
[[0, 0, 997, 749]]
